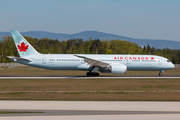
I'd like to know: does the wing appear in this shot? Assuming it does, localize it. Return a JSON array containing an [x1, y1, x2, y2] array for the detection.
[[74, 55, 109, 68]]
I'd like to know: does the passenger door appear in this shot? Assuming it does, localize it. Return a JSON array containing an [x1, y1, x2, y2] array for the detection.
[[42, 57, 46, 64], [81, 59, 85, 64], [158, 59, 162, 65], [127, 60, 131, 64]]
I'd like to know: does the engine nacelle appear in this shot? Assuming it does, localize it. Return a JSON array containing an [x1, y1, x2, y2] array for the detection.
[[110, 63, 127, 74], [100, 63, 127, 74]]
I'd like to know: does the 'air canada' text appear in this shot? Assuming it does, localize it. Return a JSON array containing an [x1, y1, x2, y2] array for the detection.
[[114, 57, 155, 60]]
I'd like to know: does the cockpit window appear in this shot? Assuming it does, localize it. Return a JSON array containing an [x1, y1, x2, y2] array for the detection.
[[167, 60, 170, 62]]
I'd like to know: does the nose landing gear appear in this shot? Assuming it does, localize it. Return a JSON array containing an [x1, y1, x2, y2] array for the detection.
[[159, 70, 164, 76], [159, 73, 162, 76]]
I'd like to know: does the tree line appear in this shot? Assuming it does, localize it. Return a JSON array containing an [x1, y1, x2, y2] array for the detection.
[[0, 36, 180, 63]]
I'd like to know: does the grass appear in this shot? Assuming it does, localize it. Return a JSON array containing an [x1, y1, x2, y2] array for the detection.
[[0, 111, 44, 114], [1, 79, 180, 91], [1, 92, 180, 101], [0, 66, 180, 101], [0, 79, 180, 101]]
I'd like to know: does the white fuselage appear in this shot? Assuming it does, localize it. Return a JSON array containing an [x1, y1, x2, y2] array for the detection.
[[15, 54, 175, 72]]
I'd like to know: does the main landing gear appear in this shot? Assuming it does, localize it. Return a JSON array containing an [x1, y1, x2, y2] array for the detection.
[[86, 72, 99, 76], [86, 66, 100, 76]]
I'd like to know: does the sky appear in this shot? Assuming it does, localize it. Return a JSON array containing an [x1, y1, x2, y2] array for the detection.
[[0, 0, 180, 41]]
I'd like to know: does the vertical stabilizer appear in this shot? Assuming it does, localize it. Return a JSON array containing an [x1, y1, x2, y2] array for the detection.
[[10, 30, 40, 57]]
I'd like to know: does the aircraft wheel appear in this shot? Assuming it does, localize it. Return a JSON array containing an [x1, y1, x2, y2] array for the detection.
[[86, 72, 91, 76], [86, 72, 99, 76], [91, 72, 95, 76], [95, 73, 99, 76], [159, 73, 162, 76]]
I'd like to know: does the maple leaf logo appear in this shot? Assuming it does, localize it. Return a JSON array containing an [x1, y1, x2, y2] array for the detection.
[[17, 42, 29, 52], [150, 57, 155, 60]]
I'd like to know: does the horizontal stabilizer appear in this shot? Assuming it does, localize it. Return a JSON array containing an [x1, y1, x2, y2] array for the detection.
[[7, 56, 33, 62]]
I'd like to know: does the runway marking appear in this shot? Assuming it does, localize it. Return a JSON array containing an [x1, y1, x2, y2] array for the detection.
[[1, 114, 180, 118], [1, 109, 180, 112], [0, 76, 180, 79]]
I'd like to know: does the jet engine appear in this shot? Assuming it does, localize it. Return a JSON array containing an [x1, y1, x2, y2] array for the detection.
[[100, 63, 127, 74]]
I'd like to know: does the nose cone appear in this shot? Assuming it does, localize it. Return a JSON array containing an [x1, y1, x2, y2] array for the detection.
[[169, 63, 175, 69], [166, 62, 175, 69]]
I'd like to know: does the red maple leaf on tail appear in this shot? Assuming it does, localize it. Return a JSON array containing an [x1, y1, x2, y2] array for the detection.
[[17, 42, 29, 52]]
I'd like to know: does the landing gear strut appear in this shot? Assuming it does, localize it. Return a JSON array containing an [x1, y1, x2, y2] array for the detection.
[[159, 70, 164, 76], [86, 66, 100, 76], [86, 72, 99, 76]]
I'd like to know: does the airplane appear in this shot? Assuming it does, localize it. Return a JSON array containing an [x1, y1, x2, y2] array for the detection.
[[7, 30, 175, 76]]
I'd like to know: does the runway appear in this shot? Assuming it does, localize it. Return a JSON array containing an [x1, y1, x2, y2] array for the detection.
[[1, 101, 180, 120], [1, 109, 180, 116], [0, 76, 180, 79]]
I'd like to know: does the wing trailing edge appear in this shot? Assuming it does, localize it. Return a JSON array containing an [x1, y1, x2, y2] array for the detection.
[[74, 55, 109, 68]]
